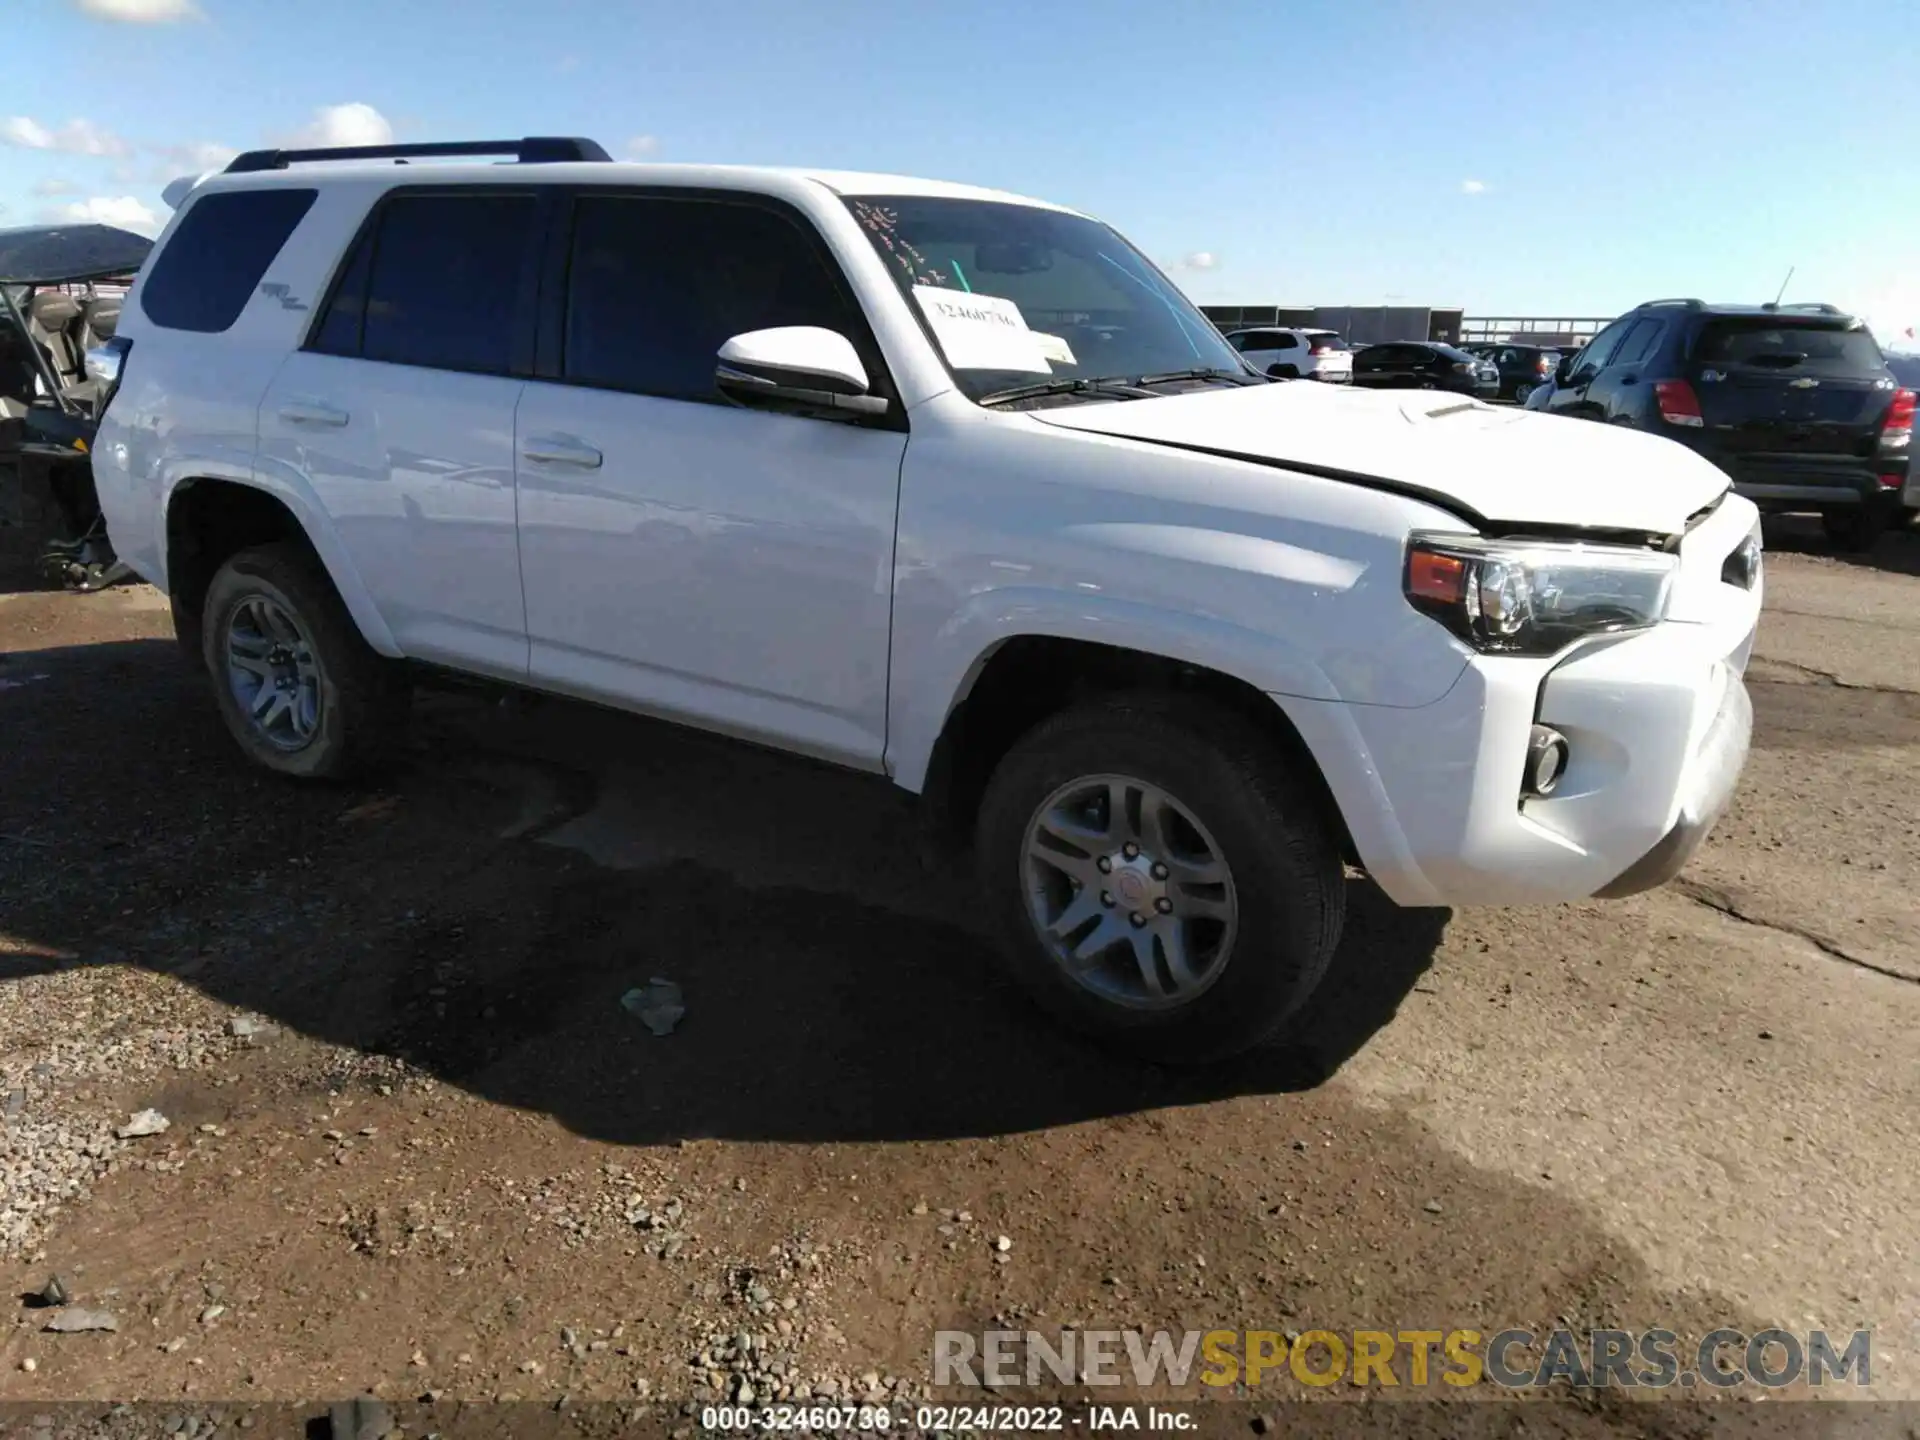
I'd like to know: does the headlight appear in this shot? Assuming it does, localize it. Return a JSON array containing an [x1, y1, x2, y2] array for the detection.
[[1403, 533, 1677, 656]]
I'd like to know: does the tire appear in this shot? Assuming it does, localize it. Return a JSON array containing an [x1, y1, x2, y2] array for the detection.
[[1822, 506, 1888, 553], [1272, 365, 1300, 380], [975, 695, 1346, 1064], [1514, 381, 1535, 405], [199, 542, 410, 781]]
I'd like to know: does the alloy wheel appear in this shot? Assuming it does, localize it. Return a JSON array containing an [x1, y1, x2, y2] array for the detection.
[[1020, 773, 1239, 1010]]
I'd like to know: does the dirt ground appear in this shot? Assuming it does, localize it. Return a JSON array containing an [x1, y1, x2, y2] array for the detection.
[[0, 517, 1915, 1438]]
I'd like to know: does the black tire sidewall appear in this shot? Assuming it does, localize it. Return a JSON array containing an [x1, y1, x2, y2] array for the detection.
[[976, 701, 1343, 1064], [200, 549, 356, 780]]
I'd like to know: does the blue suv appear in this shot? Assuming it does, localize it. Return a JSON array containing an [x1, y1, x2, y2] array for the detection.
[[1538, 299, 1914, 550]]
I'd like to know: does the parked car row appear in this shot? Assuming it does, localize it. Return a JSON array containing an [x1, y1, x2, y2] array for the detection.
[[1223, 328, 1505, 398]]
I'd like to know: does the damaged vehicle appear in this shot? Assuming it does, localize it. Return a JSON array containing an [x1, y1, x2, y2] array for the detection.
[[0, 221, 152, 589], [95, 139, 1761, 1061]]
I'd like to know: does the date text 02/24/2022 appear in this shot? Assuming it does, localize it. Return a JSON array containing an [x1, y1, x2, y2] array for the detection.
[[699, 1404, 1198, 1431]]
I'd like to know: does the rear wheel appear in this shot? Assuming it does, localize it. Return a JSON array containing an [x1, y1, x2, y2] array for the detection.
[[200, 542, 410, 781], [1514, 381, 1536, 404], [1822, 505, 1888, 553], [976, 696, 1345, 1064]]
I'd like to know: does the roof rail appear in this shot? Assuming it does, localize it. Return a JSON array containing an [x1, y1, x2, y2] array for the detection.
[[1772, 301, 1846, 315], [223, 136, 610, 175], [1635, 297, 1705, 310]]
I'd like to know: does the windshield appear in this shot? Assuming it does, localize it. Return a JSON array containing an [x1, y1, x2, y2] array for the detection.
[[842, 194, 1249, 401], [1692, 319, 1885, 375]]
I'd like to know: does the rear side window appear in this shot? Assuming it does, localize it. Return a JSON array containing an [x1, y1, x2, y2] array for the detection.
[[359, 192, 539, 374], [1610, 319, 1664, 368], [562, 194, 860, 401], [1693, 319, 1885, 375], [139, 187, 317, 333]]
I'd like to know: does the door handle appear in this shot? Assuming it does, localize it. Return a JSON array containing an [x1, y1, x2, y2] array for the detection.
[[276, 400, 349, 427], [1619, 374, 1639, 385], [520, 435, 603, 469]]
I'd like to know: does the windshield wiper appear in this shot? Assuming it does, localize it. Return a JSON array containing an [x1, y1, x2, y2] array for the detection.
[[975, 377, 1156, 408], [1127, 367, 1266, 387]]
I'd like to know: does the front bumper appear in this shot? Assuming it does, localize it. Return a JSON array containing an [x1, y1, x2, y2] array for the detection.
[[1278, 494, 1763, 908], [1591, 672, 1751, 897]]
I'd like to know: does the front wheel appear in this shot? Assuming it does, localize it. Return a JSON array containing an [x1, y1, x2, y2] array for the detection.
[[200, 542, 410, 781], [975, 696, 1345, 1064]]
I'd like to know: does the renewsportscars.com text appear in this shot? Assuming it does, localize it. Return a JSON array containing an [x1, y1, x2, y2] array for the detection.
[[933, 1327, 1873, 1390]]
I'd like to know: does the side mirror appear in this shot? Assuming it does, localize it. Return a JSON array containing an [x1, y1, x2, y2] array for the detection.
[[716, 327, 889, 418], [1556, 356, 1577, 384]]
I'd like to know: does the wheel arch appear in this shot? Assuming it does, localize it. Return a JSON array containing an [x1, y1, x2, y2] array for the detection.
[[909, 630, 1356, 869], [162, 471, 399, 659]]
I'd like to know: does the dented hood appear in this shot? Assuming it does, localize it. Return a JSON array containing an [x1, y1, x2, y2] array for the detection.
[[1028, 380, 1732, 536]]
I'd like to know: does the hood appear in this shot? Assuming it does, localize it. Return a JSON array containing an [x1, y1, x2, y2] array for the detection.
[[0, 223, 152, 285], [1027, 380, 1731, 536]]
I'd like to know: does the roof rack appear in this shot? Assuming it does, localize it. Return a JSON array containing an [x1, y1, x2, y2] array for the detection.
[[1769, 301, 1846, 315], [1635, 297, 1705, 310], [223, 136, 610, 175]]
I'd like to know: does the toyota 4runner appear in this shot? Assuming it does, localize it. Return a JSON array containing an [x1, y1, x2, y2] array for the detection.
[[90, 137, 1763, 1062]]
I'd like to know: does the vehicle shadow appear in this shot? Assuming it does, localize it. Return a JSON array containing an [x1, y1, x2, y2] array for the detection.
[[1761, 511, 1920, 577], [0, 636, 1450, 1147]]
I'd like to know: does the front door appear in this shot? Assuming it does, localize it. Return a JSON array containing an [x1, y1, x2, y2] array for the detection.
[[514, 191, 908, 770]]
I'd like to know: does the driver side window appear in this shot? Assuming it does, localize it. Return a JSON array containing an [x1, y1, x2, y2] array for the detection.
[[563, 195, 865, 403]]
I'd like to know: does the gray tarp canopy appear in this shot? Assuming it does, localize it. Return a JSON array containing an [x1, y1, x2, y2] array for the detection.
[[0, 223, 151, 285]]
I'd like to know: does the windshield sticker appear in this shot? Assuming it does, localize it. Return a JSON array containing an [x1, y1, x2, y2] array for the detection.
[[1032, 331, 1077, 367], [912, 285, 1053, 374]]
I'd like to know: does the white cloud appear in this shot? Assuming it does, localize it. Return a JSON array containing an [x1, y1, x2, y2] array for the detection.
[[625, 134, 660, 158], [1460, 178, 1488, 195], [32, 178, 77, 197], [287, 103, 394, 150], [72, 0, 203, 20], [50, 195, 161, 235], [2, 115, 130, 156], [1182, 251, 1219, 271]]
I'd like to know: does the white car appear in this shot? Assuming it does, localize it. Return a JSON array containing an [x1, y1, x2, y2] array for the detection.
[[1223, 326, 1354, 382], [89, 137, 1761, 1063]]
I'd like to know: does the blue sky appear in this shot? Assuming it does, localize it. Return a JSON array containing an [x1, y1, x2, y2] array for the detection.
[[5, 0, 1917, 342]]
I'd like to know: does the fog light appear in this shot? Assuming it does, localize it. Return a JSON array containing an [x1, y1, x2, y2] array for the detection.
[[1524, 724, 1570, 797]]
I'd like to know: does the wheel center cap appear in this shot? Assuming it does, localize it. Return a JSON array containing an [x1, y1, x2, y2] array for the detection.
[[1107, 855, 1166, 913]]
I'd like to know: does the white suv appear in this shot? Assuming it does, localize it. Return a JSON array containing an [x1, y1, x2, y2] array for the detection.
[[90, 137, 1761, 1063], [1223, 327, 1354, 383]]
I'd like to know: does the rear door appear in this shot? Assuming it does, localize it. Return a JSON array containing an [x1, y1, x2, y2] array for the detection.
[[1242, 329, 1300, 374], [258, 187, 541, 678], [1687, 316, 1894, 459]]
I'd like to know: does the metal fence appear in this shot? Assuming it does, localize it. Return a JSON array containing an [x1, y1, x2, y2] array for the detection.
[[1200, 305, 1618, 350]]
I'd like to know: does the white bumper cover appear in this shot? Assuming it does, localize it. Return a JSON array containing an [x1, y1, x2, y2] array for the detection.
[[1282, 496, 1763, 909]]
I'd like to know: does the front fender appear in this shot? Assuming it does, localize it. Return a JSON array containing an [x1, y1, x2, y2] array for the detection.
[[885, 585, 1342, 793], [162, 459, 401, 658]]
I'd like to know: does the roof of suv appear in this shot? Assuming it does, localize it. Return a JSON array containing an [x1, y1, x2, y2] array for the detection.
[[1628, 297, 1864, 324], [169, 159, 1080, 216]]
